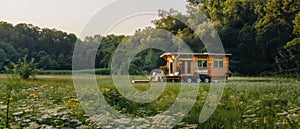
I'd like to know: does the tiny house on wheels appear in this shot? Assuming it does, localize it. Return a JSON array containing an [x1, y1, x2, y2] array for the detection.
[[158, 53, 231, 83]]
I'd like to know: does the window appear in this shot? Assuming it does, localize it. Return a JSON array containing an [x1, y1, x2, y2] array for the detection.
[[214, 60, 224, 68], [214, 61, 218, 68], [198, 60, 207, 68], [198, 55, 207, 59], [187, 61, 191, 74], [219, 61, 224, 68]]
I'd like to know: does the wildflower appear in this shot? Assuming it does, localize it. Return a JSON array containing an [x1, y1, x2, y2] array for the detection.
[[263, 117, 268, 124], [29, 94, 36, 97], [29, 94, 38, 99], [85, 118, 91, 123], [33, 95, 39, 99], [276, 111, 288, 116], [8, 98, 13, 101]]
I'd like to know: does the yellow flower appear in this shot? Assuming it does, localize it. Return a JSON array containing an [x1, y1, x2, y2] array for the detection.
[[29, 94, 38, 99], [8, 98, 13, 101], [33, 95, 38, 99], [29, 94, 36, 97]]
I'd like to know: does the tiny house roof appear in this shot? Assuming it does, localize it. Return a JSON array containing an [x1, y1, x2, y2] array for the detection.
[[160, 53, 231, 59]]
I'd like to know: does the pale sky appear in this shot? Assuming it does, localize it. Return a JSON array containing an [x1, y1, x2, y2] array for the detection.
[[0, 0, 187, 39]]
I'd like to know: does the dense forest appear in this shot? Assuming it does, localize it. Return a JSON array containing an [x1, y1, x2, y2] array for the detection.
[[0, 0, 300, 76]]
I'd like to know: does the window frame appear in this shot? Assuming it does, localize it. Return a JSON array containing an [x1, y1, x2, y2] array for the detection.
[[214, 60, 224, 68], [219, 61, 224, 68], [198, 60, 208, 68]]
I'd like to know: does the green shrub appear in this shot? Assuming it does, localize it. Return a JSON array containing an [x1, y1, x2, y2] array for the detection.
[[4, 55, 39, 80]]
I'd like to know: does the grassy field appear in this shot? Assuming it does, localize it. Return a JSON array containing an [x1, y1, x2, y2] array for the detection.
[[0, 75, 299, 128]]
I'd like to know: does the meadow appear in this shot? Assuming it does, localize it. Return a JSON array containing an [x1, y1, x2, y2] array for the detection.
[[0, 75, 299, 128]]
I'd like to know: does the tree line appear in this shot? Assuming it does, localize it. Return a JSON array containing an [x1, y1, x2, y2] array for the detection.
[[0, 0, 299, 76]]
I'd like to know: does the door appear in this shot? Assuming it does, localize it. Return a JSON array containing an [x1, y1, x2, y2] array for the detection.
[[169, 62, 173, 75], [186, 61, 192, 75], [180, 61, 185, 75]]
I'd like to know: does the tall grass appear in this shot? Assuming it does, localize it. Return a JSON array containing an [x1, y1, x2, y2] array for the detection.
[[0, 75, 299, 128]]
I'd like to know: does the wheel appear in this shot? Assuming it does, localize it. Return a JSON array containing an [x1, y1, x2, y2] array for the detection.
[[196, 78, 201, 83], [186, 78, 192, 83], [204, 77, 210, 83], [161, 77, 167, 82]]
